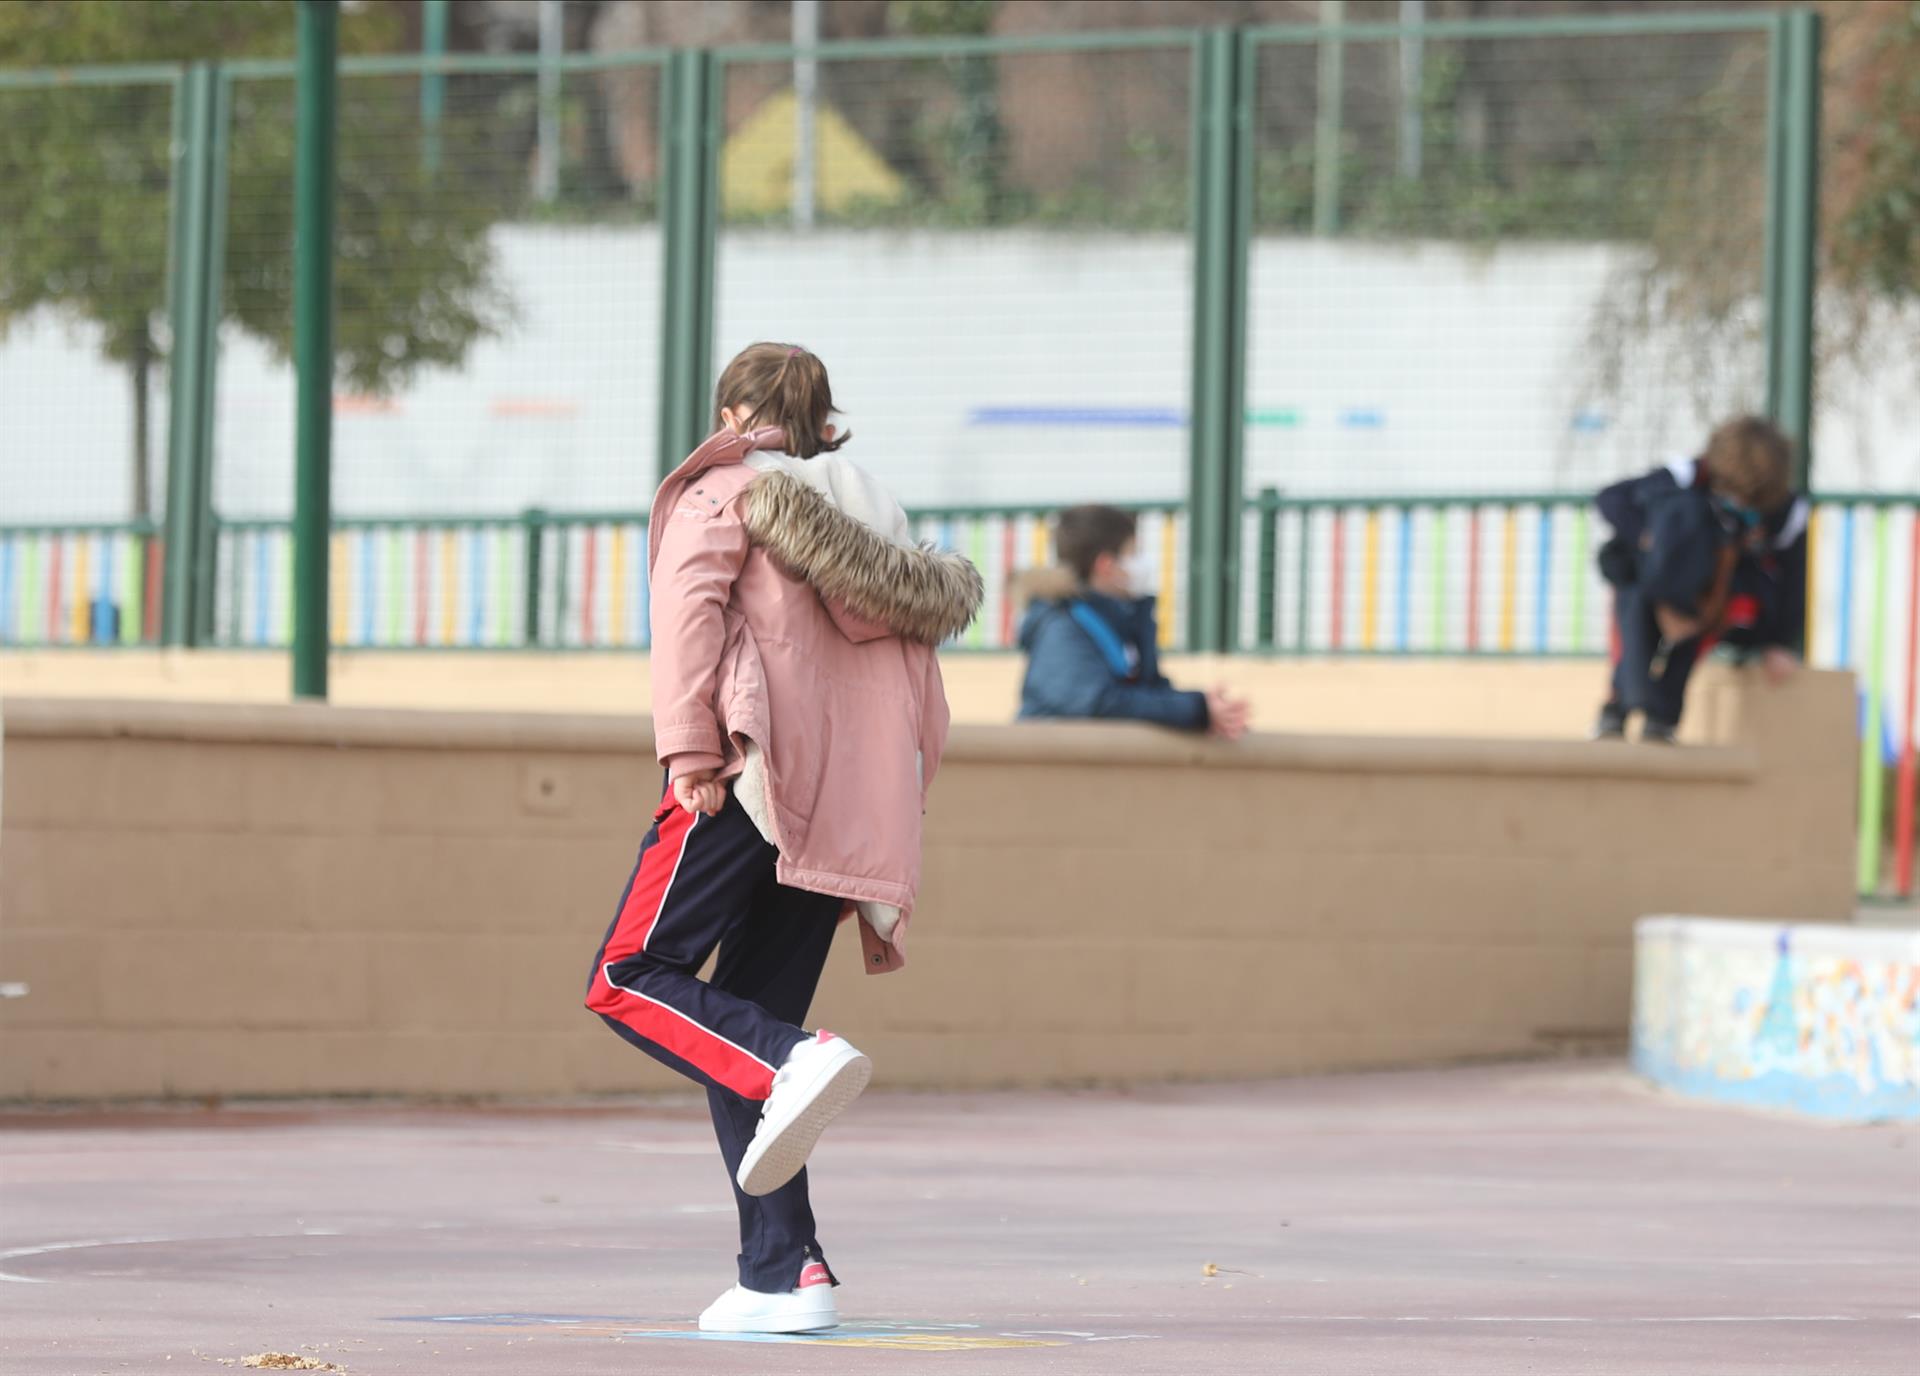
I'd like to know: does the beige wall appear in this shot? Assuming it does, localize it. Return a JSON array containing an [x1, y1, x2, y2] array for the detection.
[[0, 666, 1856, 1101], [2, 648, 1673, 739]]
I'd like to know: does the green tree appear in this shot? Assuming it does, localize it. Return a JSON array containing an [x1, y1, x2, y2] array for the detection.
[[889, 0, 1007, 222], [1832, 1, 1920, 312], [0, 0, 510, 520], [1585, 1, 1920, 444]]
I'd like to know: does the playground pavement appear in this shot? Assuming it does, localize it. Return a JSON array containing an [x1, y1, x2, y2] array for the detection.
[[2, 1062, 1914, 1376]]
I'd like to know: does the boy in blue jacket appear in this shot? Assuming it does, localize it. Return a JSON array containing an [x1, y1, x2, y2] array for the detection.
[[1017, 505, 1250, 737]]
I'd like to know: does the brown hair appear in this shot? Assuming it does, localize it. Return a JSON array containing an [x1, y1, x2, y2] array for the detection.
[[711, 342, 849, 460], [1702, 415, 1793, 513], [1054, 505, 1138, 582]]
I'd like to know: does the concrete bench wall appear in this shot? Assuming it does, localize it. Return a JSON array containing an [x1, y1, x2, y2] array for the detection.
[[0, 670, 1855, 1100]]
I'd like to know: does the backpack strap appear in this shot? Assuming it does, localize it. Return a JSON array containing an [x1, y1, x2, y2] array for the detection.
[[1067, 600, 1135, 680]]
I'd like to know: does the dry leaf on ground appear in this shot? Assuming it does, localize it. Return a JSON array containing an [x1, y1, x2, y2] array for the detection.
[[241, 1356, 341, 1372]]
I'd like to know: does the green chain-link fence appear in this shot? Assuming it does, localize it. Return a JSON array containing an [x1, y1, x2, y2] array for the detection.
[[710, 28, 1201, 650], [206, 51, 670, 647], [1237, 11, 1800, 655], [2, 11, 1825, 658], [0, 65, 181, 645]]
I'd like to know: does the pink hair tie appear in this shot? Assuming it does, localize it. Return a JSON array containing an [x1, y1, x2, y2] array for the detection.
[[788, 348, 801, 357]]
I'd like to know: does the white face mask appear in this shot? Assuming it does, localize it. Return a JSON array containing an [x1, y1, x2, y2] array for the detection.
[[1122, 551, 1158, 597]]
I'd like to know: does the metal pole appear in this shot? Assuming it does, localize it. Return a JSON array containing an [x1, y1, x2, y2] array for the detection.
[[1398, 0, 1424, 179], [1761, 13, 1787, 421], [191, 71, 232, 645], [421, 0, 448, 173], [1314, 0, 1345, 236], [536, 0, 563, 202], [162, 64, 215, 649], [1772, 9, 1820, 488], [1187, 29, 1246, 655], [792, 0, 819, 230], [293, 0, 338, 700], [521, 508, 546, 646], [656, 48, 716, 479], [161, 68, 199, 646]]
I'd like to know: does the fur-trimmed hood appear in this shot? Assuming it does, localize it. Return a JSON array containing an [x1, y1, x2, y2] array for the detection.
[[742, 469, 984, 646], [1011, 565, 1081, 609]]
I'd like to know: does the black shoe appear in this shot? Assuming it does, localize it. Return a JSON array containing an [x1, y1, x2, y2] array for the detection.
[[1591, 703, 1628, 741], [1640, 719, 1677, 744]]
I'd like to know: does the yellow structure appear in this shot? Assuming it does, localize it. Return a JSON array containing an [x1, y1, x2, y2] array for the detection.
[[722, 88, 905, 219]]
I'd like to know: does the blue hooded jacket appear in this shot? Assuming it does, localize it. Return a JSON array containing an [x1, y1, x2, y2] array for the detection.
[[1016, 571, 1209, 730]]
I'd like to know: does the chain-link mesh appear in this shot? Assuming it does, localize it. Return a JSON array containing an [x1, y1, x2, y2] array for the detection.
[[209, 58, 665, 644], [1237, 24, 1775, 655], [711, 39, 1195, 514], [1, 23, 1831, 661], [215, 58, 666, 525], [0, 75, 175, 644], [1244, 25, 1774, 502]]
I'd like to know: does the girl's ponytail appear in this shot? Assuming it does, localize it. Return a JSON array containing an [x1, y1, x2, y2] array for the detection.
[[713, 342, 850, 459]]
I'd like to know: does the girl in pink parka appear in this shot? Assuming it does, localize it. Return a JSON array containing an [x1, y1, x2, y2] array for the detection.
[[584, 343, 981, 1335]]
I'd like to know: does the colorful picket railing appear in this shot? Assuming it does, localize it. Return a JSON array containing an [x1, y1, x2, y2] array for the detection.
[[0, 524, 164, 646], [1807, 497, 1920, 897], [1245, 492, 1610, 656], [205, 503, 1189, 653]]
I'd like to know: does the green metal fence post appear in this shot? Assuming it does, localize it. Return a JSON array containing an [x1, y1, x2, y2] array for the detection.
[[160, 67, 193, 646], [1765, 8, 1820, 488], [1186, 28, 1249, 654], [1761, 12, 1786, 418], [657, 48, 718, 481], [522, 507, 546, 646], [421, 0, 448, 174], [695, 49, 723, 428], [162, 63, 217, 648], [191, 69, 233, 644], [292, 0, 339, 699], [1313, 0, 1345, 237]]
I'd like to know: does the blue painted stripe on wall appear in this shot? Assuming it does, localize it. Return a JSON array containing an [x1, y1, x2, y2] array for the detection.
[[968, 407, 1184, 427]]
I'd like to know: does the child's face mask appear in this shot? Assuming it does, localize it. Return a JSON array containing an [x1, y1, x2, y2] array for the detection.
[[1124, 551, 1159, 597], [1711, 495, 1767, 549]]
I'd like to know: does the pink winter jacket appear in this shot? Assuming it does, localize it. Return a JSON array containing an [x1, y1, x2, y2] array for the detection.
[[648, 428, 983, 974]]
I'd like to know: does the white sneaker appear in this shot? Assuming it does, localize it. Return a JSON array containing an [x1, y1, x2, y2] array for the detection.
[[736, 1031, 872, 1198], [697, 1262, 838, 1333]]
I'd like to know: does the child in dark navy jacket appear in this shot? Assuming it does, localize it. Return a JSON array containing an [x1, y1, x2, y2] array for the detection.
[[1017, 505, 1250, 737], [1595, 416, 1809, 742]]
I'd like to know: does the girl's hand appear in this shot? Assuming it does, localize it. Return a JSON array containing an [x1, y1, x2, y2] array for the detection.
[[673, 770, 727, 817]]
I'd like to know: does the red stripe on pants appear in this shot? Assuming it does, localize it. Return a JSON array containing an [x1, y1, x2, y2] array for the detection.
[[585, 794, 779, 1098], [600, 794, 696, 966]]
